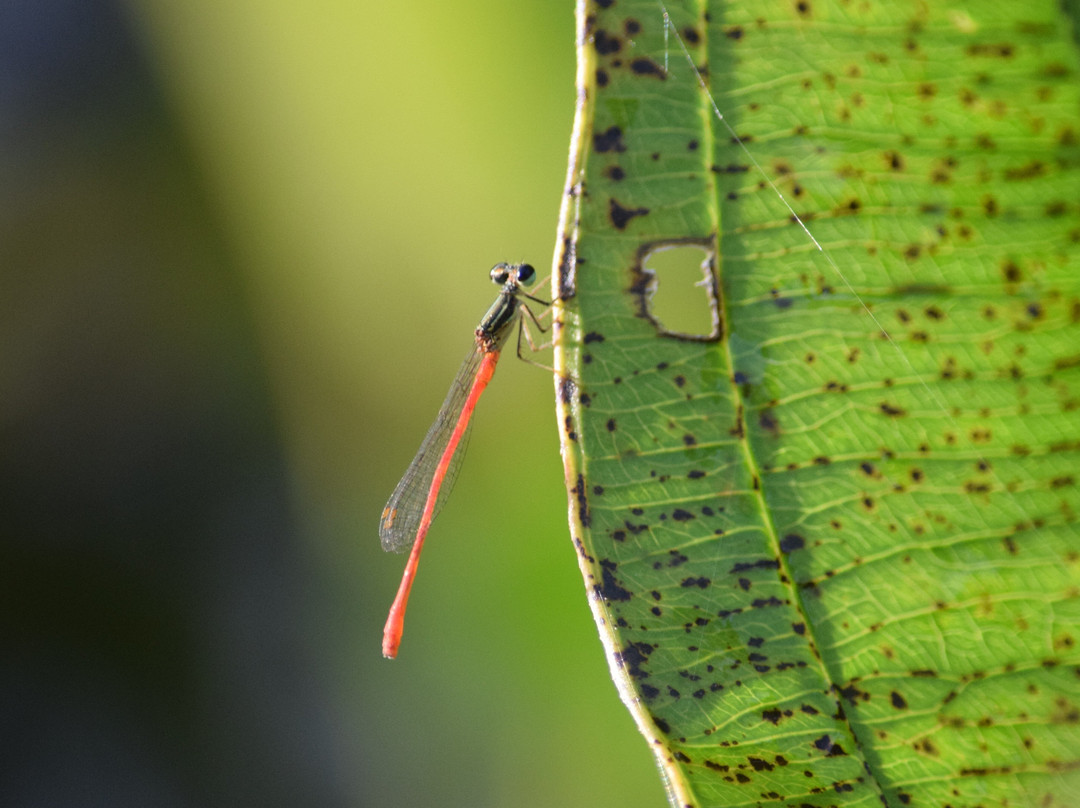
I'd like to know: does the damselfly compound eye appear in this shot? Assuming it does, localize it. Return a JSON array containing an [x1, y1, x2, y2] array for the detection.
[[490, 263, 510, 284], [517, 263, 536, 284]]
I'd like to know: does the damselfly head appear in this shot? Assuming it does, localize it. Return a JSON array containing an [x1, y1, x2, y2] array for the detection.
[[490, 262, 535, 288]]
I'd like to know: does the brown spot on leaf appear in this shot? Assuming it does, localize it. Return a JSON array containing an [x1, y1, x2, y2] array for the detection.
[[593, 126, 627, 153], [609, 198, 649, 229], [593, 29, 622, 55], [631, 58, 667, 79], [598, 558, 631, 601]]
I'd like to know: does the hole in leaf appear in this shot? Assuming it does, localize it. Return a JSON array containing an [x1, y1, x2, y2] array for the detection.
[[638, 243, 719, 340]]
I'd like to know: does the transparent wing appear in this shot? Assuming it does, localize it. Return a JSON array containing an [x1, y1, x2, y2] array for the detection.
[[378, 342, 486, 553]]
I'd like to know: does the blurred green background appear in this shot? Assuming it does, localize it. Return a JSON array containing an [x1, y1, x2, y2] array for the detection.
[[1, 0, 665, 805]]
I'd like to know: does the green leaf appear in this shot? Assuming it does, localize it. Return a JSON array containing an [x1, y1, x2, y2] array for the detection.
[[553, 1, 1080, 806]]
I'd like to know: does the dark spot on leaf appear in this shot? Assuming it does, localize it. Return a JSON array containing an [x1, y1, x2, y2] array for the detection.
[[1054, 355, 1080, 371], [631, 58, 667, 78], [838, 682, 867, 705], [780, 534, 805, 552], [966, 42, 1015, 58], [609, 198, 649, 229], [1001, 259, 1022, 282], [616, 640, 656, 679], [666, 550, 688, 566], [730, 558, 780, 573], [681, 576, 711, 589], [593, 29, 622, 55], [593, 126, 627, 153], [604, 164, 625, 181], [891, 691, 908, 709], [813, 735, 847, 756], [1005, 161, 1046, 181], [672, 509, 695, 521], [759, 409, 780, 437], [751, 597, 782, 609], [572, 474, 590, 526], [598, 558, 632, 601]]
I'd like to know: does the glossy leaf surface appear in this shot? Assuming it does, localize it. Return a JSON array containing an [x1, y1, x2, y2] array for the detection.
[[553, 1, 1080, 805]]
